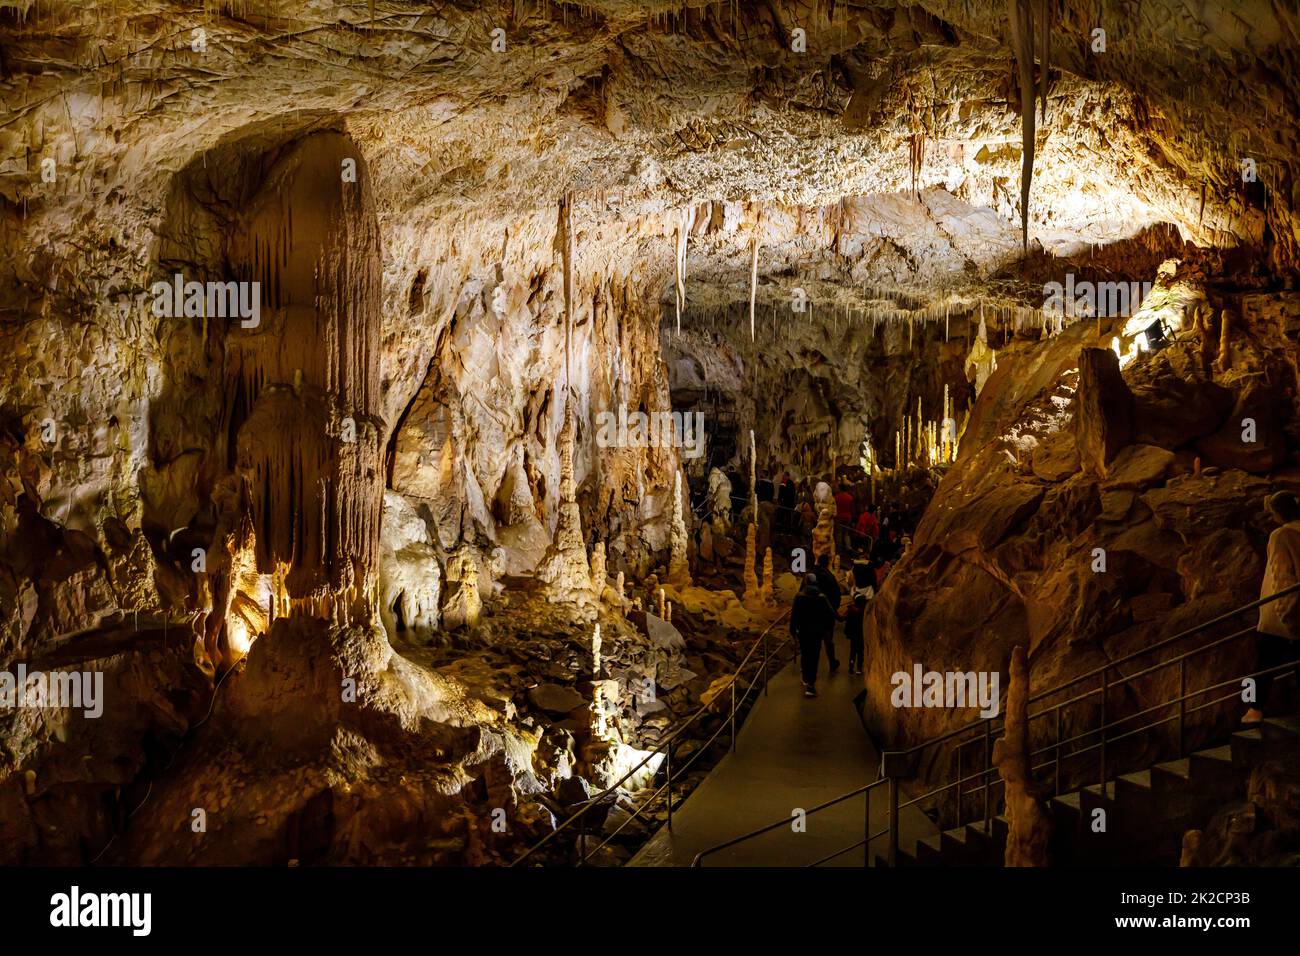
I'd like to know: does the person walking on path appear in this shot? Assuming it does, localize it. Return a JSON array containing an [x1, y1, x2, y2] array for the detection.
[[791, 574, 836, 697], [839, 592, 868, 676], [812, 553, 842, 674], [1245, 491, 1300, 723], [833, 482, 855, 555]]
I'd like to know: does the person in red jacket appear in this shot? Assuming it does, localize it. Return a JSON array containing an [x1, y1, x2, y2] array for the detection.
[[854, 504, 880, 554]]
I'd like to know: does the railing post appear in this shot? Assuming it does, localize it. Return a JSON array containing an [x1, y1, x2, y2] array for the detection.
[[1099, 666, 1108, 793], [730, 682, 737, 753], [576, 804, 586, 867], [666, 740, 674, 832], [982, 719, 992, 835], [1178, 658, 1187, 758], [888, 776, 899, 867], [763, 629, 769, 696], [864, 785, 871, 868], [1054, 705, 1062, 797]]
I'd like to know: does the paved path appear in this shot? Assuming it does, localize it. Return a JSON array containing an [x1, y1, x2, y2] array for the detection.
[[629, 659, 937, 866]]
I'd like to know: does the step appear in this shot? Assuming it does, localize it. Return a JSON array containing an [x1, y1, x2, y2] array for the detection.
[[1152, 758, 1191, 782], [1262, 716, 1300, 739], [1188, 745, 1238, 788], [1116, 769, 1153, 794], [1049, 791, 1082, 814], [939, 826, 987, 865], [1229, 726, 1298, 766], [914, 834, 944, 865]]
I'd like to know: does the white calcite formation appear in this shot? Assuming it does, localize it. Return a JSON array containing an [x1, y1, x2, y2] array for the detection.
[[668, 471, 691, 586], [536, 406, 595, 608]]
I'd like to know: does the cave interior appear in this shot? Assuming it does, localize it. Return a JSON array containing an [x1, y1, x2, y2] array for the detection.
[[1, 0, 1299, 870]]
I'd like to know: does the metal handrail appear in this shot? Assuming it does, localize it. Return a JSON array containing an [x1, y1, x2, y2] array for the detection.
[[690, 579, 1300, 866], [510, 605, 793, 866]]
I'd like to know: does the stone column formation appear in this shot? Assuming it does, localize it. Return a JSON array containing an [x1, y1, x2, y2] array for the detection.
[[993, 645, 1052, 866], [760, 547, 775, 607], [590, 541, 607, 601], [537, 402, 593, 605], [743, 522, 759, 601], [668, 470, 690, 585], [220, 130, 384, 638]]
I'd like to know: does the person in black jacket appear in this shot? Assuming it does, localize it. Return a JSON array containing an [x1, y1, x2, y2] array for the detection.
[[790, 574, 836, 697], [839, 592, 868, 675], [777, 471, 797, 533], [812, 554, 842, 673]]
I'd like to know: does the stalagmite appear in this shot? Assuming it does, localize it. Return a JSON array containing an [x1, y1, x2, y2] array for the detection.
[[590, 541, 607, 600], [760, 547, 775, 607], [537, 403, 594, 607], [592, 623, 602, 676], [666, 601, 672, 623], [1215, 309, 1234, 373], [708, 467, 732, 535], [749, 429, 757, 519], [668, 470, 691, 585], [993, 645, 1052, 865], [442, 548, 482, 629], [615, 571, 626, 610], [744, 523, 759, 602], [657, 587, 666, 619]]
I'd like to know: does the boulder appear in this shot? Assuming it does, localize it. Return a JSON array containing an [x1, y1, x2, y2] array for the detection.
[[1074, 347, 1133, 475], [1103, 444, 1174, 491], [1098, 489, 1136, 522], [931, 481, 1045, 553], [1030, 429, 1080, 482], [1142, 471, 1272, 538], [527, 683, 586, 716], [1131, 371, 1233, 449], [1196, 381, 1290, 473]]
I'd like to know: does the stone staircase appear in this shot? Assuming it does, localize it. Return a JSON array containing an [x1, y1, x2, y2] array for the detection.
[[876, 716, 1300, 866]]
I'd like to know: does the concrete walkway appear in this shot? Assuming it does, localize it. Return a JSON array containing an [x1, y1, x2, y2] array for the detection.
[[629, 659, 937, 867]]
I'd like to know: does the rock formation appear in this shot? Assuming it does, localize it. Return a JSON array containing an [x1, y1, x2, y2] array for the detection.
[[590, 542, 607, 602], [537, 406, 594, 609], [761, 548, 776, 608], [992, 646, 1052, 866], [668, 471, 690, 586], [744, 524, 760, 603], [708, 468, 733, 536]]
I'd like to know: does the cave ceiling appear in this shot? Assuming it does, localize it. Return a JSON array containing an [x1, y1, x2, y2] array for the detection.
[[1, 0, 1296, 321]]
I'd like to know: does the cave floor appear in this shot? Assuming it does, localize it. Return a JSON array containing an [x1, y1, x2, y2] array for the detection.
[[628, 659, 937, 867]]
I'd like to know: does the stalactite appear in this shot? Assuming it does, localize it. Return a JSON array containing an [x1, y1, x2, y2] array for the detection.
[[1007, 0, 1037, 253], [749, 231, 760, 342], [674, 208, 690, 335], [562, 192, 575, 391]]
